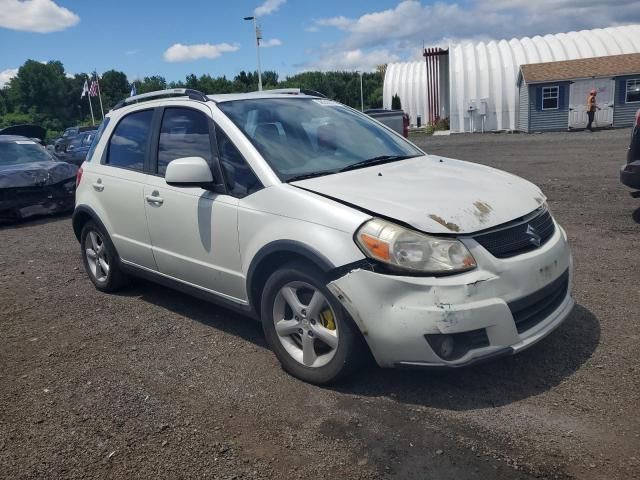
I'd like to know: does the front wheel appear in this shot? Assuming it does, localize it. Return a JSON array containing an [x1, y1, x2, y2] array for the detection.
[[261, 262, 365, 384]]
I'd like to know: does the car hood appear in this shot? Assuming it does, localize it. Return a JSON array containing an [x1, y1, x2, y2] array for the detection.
[[0, 161, 77, 189], [291, 155, 546, 234]]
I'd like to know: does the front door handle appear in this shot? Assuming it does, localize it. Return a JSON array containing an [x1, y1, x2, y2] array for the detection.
[[145, 194, 164, 206]]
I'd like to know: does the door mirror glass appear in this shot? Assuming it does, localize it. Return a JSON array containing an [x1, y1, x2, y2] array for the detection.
[[165, 156, 214, 188]]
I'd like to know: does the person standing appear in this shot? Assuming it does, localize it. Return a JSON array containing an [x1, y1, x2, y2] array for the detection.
[[586, 89, 600, 132]]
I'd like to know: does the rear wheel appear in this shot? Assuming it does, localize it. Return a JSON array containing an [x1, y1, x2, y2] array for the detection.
[[261, 262, 365, 384], [80, 221, 126, 292]]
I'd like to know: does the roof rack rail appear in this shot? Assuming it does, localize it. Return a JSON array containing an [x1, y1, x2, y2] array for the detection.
[[112, 88, 208, 110], [257, 88, 327, 98]]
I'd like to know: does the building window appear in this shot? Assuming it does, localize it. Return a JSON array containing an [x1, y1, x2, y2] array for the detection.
[[542, 86, 559, 110], [626, 79, 640, 103]]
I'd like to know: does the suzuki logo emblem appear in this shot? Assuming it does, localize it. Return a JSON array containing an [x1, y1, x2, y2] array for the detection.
[[526, 224, 542, 247]]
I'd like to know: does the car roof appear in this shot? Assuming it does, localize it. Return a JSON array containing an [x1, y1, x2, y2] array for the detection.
[[108, 88, 327, 117]]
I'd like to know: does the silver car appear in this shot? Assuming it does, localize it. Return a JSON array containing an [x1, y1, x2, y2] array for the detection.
[[73, 88, 573, 384]]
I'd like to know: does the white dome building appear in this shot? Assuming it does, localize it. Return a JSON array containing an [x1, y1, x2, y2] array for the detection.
[[383, 24, 640, 132]]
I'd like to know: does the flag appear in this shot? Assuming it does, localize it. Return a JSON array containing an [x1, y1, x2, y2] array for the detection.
[[130, 83, 137, 97], [89, 74, 99, 97], [81, 79, 88, 98]]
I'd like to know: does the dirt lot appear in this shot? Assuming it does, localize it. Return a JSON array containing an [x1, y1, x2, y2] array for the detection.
[[1, 128, 639, 479]]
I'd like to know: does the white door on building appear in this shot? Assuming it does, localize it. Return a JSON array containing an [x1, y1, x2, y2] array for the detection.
[[568, 78, 615, 129]]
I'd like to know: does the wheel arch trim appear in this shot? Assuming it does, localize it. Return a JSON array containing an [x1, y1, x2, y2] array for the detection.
[[246, 240, 336, 312]]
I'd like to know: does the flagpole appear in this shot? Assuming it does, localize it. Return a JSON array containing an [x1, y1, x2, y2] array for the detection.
[[86, 76, 95, 126], [95, 71, 105, 119]]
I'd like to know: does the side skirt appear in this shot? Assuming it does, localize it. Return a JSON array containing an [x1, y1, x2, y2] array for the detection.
[[119, 261, 258, 320]]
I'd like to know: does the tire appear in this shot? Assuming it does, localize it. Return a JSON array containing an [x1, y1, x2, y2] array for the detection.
[[80, 220, 127, 292], [260, 261, 366, 384]]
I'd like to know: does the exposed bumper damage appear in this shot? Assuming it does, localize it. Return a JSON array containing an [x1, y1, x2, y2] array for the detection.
[[328, 223, 574, 368], [0, 177, 76, 221], [0, 160, 77, 221]]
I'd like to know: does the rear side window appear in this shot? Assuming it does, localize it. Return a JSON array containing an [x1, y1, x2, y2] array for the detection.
[[157, 108, 213, 176], [86, 119, 108, 162], [107, 110, 153, 170]]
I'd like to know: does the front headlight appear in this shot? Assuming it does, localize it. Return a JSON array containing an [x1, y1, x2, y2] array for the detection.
[[355, 218, 476, 274]]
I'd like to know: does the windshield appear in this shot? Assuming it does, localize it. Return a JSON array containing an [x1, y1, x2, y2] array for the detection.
[[0, 141, 54, 165], [217, 98, 422, 180]]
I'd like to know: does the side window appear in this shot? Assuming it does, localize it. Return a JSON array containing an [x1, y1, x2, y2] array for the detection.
[[626, 78, 640, 103], [541, 86, 559, 110], [107, 110, 153, 170], [157, 108, 213, 176], [215, 128, 262, 197]]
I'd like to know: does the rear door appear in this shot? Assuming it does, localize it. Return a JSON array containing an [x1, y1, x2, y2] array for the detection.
[[142, 104, 245, 301], [569, 78, 615, 129], [86, 108, 158, 270]]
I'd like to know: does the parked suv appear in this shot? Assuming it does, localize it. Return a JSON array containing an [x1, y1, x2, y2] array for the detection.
[[73, 88, 574, 384]]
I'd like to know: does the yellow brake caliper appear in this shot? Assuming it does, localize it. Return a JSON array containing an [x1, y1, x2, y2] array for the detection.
[[319, 308, 336, 331]]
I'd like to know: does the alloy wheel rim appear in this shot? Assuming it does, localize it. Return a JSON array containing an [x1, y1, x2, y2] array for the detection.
[[84, 230, 109, 283], [272, 281, 339, 368]]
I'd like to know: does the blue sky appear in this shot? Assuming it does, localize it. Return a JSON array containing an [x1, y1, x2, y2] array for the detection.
[[1, 0, 640, 86]]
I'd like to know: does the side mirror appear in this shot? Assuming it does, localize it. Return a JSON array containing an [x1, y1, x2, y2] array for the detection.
[[165, 156, 216, 188]]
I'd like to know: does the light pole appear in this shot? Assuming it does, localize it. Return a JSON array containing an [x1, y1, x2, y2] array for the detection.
[[358, 71, 364, 111], [244, 16, 263, 91]]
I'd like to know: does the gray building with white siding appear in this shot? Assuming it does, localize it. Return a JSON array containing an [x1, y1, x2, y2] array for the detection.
[[517, 53, 640, 133]]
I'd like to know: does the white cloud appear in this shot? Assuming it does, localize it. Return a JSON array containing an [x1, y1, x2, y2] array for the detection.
[[125, 49, 139, 56], [0, 68, 18, 87], [316, 16, 353, 29], [254, 0, 286, 17], [314, 0, 640, 52], [0, 0, 79, 33], [261, 38, 282, 48], [163, 42, 240, 62], [305, 0, 640, 73], [303, 49, 400, 72]]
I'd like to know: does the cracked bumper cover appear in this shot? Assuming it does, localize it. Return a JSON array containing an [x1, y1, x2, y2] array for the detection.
[[328, 223, 574, 368]]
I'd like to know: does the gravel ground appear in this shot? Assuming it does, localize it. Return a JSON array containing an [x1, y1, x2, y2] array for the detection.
[[1, 128, 638, 479]]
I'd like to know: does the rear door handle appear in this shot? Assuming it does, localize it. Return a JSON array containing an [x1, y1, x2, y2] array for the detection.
[[92, 180, 104, 192], [145, 194, 164, 205]]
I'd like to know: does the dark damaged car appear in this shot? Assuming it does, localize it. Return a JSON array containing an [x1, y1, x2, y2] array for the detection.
[[0, 135, 77, 221]]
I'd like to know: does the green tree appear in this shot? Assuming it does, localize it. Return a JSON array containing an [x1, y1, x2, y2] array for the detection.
[[0, 58, 386, 140], [138, 76, 167, 94], [100, 70, 130, 110], [391, 93, 402, 110], [11, 60, 71, 123]]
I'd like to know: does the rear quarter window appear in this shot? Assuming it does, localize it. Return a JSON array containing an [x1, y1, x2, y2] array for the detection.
[[85, 119, 110, 162]]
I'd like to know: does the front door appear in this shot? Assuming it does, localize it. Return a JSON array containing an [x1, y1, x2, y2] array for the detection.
[[568, 78, 615, 129], [142, 105, 245, 301]]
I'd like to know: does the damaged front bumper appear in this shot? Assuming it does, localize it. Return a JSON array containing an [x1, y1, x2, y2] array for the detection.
[[0, 178, 76, 221], [328, 223, 574, 368]]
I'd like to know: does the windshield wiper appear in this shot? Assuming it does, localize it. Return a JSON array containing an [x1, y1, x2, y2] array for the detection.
[[286, 171, 336, 183], [338, 155, 418, 173]]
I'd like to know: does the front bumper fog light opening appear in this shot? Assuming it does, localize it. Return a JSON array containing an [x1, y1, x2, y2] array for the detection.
[[424, 329, 490, 361]]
